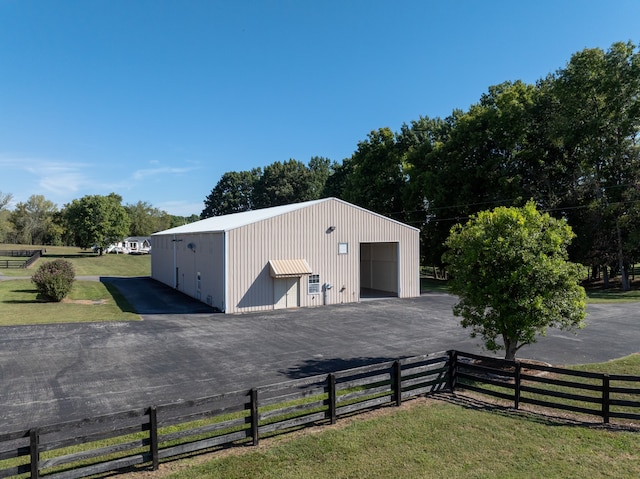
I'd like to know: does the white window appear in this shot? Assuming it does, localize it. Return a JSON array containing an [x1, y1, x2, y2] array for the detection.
[[308, 274, 320, 294], [338, 242, 349, 254]]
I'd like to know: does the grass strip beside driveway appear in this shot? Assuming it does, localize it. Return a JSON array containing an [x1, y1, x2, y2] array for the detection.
[[0, 279, 140, 325]]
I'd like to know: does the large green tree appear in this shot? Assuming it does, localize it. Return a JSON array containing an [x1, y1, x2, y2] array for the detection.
[[10, 195, 58, 245], [407, 82, 538, 267], [443, 202, 586, 360], [201, 168, 261, 218], [125, 201, 172, 236], [307, 156, 332, 199], [342, 127, 408, 221], [550, 41, 640, 288], [63, 193, 130, 254], [252, 159, 317, 209]]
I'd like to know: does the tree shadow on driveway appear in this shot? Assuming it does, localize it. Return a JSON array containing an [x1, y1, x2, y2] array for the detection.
[[280, 355, 405, 379]]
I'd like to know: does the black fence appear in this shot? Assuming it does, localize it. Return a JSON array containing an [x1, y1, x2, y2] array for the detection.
[[0, 250, 42, 269], [1, 349, 639, 479], [452, 350, 640, 424], [0, 351, 450, 479]]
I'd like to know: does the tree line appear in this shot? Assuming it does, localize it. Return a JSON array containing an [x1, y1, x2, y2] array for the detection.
[[0, 191, 198, 250], [2, 41, 637, 283], [201, 41, 640, 289]]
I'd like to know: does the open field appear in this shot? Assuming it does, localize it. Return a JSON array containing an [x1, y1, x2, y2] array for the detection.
[[0, 244, 150, 277], [0, 278, 140, 325], [131, 355, 640, 479]]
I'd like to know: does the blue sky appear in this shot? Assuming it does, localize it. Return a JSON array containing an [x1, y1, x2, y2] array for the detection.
[[1, 1, 639, 216]]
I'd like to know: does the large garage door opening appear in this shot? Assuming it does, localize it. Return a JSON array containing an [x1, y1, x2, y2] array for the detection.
[[360, 242, 399, 299]]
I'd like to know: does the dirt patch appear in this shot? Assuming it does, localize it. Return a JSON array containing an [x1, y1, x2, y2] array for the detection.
[[61, 298, 108, 305], [467, 357, 552, 380]]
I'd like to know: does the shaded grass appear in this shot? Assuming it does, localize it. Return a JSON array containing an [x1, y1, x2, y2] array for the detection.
[[420, 276, 640, 303], [0, 279, 140, 325], [584, 288, 640, 303], [420, 277, 450, 293]]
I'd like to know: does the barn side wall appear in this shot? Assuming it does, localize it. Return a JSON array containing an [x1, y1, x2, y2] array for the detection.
[[151, 232, 226, 311]]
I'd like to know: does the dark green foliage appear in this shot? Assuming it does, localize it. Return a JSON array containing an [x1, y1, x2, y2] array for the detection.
[[32, 259, 76, 302], [62, 193, 130, 253], [201, 158, 335, 219], [194, 41, 640, 286], [443, 202, 587, 360], [201, 169, 261, 218], [125, 201, 173, 236]]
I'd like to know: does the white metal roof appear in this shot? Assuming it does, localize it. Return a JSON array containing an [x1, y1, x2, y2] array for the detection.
[[153, 197, 419, 236], [152, 198, 330, 235]]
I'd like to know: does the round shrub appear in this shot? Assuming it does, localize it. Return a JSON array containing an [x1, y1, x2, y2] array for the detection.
[[31, 259, 76, 302]]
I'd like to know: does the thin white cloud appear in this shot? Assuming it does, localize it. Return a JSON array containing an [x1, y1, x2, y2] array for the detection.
[[0, 156, 91, 196], [0, 155, 203, 214], [132, 166, 198, 181], [39, 172, 88, 195]]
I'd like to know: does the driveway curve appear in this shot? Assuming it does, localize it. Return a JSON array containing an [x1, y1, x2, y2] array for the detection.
[[0, 276, 638, 430]]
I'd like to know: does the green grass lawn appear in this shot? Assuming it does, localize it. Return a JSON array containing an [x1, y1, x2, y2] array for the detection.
[[0, 245, 144, 325], [0, 244, 150, 277], [0, 278, 140, 325], [161, 400, 639, 479]]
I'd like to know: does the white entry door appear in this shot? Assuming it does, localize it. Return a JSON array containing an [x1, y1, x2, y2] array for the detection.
[[274, 277, 299, 309]]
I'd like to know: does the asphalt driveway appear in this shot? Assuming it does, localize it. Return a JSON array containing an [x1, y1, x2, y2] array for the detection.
[[0, 276, 638, 431]]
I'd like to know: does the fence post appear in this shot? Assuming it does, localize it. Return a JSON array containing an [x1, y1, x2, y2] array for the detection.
[[393, 360, 402, 407], [250, 388, 259, 446], [149, 406, 159, 470], [602, 374, 610, 424], [327, 374, 337, 425], [29, 428, 40, 479], [447, 350, 457, 392], [514, 362, 521, 410]]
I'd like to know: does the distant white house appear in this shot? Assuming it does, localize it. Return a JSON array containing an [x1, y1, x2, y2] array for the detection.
[[104, 237, 151, 254]]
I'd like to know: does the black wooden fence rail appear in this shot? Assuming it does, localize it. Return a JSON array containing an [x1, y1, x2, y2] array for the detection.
[[452, 350, 640, 424], [0, 250, 42, 269], [2, 350, 639, 478], [0, 351, 450, 479]]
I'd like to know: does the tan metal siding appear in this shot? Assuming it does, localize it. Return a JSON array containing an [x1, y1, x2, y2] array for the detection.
[[150, 234, 175, 287], [225, 199, 419, 313]]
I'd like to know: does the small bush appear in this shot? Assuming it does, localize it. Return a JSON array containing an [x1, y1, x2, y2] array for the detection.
[[32, 259, 76, 302]]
